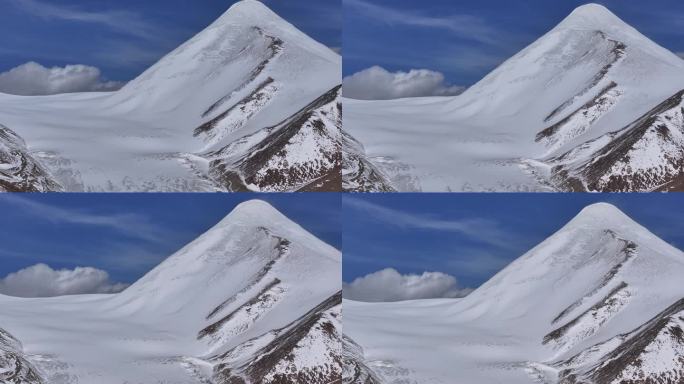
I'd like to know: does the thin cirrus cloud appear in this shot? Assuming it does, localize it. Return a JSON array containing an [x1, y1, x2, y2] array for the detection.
[[343, 66, 465, 100], [7, 0, 160, 40], [0, 263, 128, 298], [344, 0, 501, 46], [0, 194, 171, 244], [343, 197, 519, 250], [343, 268, 473, 302], [0, 62, 123, 95]]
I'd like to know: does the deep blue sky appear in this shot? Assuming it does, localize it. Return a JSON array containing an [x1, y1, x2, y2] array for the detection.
[[344, 0, 684, 85], [0, 194, 340, 284], [0, 0, 340, 81], [343, 194, 684, 289]]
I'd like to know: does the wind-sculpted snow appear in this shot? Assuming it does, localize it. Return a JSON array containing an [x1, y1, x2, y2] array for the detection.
[[345, 203, 684, 383], [0, 200, 341, 383], [195, 77, 281, 148], [537, 82, 623, 155], [0, 0, 341, 192], [544, 282, 631, 357], [344, 3, 684, 192]]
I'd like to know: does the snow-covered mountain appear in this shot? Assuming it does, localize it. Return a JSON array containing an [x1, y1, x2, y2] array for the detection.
[[0, 200, 342, 383], [0, 0, 341, 192], [344, 203, 684, 384], [344, 3, 684, 192]]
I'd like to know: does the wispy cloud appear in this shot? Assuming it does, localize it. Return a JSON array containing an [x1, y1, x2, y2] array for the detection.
[[7, 0, 159, 40], [0, 195, 170, 244], [343, 197, 518, 250], [345, 0, 501, 46]]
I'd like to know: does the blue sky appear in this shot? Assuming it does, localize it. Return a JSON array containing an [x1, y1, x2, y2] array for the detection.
[[0, 194, 340, 284], [344, 0, 684, 86], [343, 194, 684, 289], [0, 0, 341, 81]]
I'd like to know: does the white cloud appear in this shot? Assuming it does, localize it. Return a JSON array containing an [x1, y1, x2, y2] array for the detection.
[[0, 62, 123, 96], [0, 194, 167, 243], [343, 268, 472, 302], [676, 52, 684, 59], [343, 66, 465, 100], [0, 264, 128, 298]]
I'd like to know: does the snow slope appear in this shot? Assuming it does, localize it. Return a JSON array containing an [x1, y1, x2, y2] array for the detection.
[[344, 203, 684, 383], [0, 0, 341, 192], [0, 200, 342, 383], [344, 4, 684, 192]]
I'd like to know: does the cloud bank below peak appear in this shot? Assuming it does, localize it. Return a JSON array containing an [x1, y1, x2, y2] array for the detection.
[[0, 61, 124, 96], [343, 268, 473, 302], [343, 66, 465, 100], [0, 263, 128, 298]]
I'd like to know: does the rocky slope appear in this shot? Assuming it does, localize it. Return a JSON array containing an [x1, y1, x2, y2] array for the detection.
[[0, 327, 44, 384], [206, 85, 342, 192], [549, 90, 684, 192], [0, 124, 61, 192]]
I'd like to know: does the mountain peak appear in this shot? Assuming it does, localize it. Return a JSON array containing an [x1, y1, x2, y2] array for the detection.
[[217, 199, 292, 228], [564, 202, 647, 233], [556, 3, 628, 30], [572, 202, 630, 220], [218, 0, 280, 24], [577, 202, 623, 217], [570, 3, 613, 17], [230, 199, 281, 216], [226, 0, 272, 14]]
